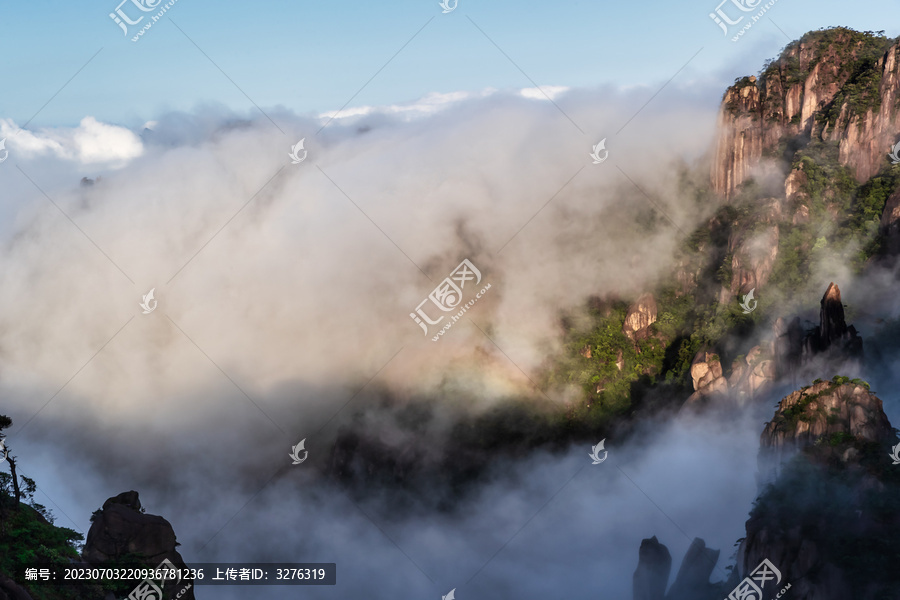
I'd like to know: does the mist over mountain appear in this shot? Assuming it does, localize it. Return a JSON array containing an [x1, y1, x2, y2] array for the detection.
[[2, 26, 900, 600]]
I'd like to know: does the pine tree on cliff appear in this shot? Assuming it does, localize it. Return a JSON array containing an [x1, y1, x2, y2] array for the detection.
[[0, 415, 22, 511]]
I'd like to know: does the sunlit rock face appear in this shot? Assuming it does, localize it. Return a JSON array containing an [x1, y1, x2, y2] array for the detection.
[[713, 30, 900, 200], [758, 380, 892, 484], [623, 293, 658, 340]]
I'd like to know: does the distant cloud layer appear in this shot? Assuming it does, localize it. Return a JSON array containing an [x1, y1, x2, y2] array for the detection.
[[317, 86, 574, 121], [0, 116, 143, 166]]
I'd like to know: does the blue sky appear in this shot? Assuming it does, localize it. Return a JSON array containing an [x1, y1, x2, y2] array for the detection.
[[1, 0, 899, 128]]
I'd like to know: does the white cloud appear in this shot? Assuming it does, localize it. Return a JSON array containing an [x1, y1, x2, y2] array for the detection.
[[519, 85, 570, 100], [0, 87, 731, 596], [317, 85, 571, 122], [0, 116, 143, 167]]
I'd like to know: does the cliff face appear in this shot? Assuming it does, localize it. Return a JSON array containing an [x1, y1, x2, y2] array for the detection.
[[685, 283, 863, 408], [739, 381, 900, 599], [757, 379, 891, 484], [683, 343, 777, 408], [83, 491, 194, 600], [623, 293, 658, 340], [712, 75, 764, 200], [713, 29, 900, 200], [639, 380, 900, 600], [717, 198, 781, 305], [627, 28, 900, 600]]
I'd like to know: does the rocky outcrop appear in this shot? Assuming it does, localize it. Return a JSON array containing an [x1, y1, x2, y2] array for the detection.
[[834, 39, 900, 182], [791, 203, 810, 224], [684, 351, 728, 405], [735, 381, 900, 599], [758, 379, 892, 485], [808, 282, 863, 358], [712, 76, 764, 200], [773, 283, 863, 379], [683, 345, 777, 408], [623, 294, 657, 340], [633, 536, 671, 600], [690, 351, 723, 391], [632, 537, 725, 600], [728, 345, 775, 399], [665, 538, 721, 600], [773, 316, 805, 376], [688, 282, 862, 408], [713, 29, 900, 199], [817, 283, 849, 348], [642, 379, 900, 600], [784, 167, 808, 202], [83, 491, 194, 600]]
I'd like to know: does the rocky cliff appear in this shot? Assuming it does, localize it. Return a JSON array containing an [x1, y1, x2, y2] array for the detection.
[[739, 381, 900, 599], [0, 489, 192, 600], [684, 344, 776, 407], [757, 378, 891, 484], [713, 28, 899, 200], [772, 282, 864, 379], [716, 198, 782, 306], [698, 28, 900, 332], [704, 27, 900, 320], [614, 29, 900, 423], [83, 491, 194, 600], [637, 380, 900, 600], [633, 536, 671, 600], [623, 294, 658, 340], [632, 537, 724, 600]]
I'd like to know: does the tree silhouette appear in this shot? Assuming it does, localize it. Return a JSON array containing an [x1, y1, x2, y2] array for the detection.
[[0, 415, 21, 510]]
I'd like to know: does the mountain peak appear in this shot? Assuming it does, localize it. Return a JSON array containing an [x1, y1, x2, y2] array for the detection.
[[758, 378, 892, 484], [738, 379, 900, 598], [712, 27, 898, 199]]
